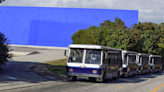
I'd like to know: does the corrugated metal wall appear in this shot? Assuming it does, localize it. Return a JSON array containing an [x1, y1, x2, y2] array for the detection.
[[0, 6, 138, 47]]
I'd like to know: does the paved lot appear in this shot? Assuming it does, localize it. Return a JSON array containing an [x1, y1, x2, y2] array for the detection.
[[0, 46, 67, 91], [0, 46, 164, 92]]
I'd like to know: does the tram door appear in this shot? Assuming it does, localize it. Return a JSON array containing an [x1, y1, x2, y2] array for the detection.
[[141, 56, 149, 74], [128, 55, 138, 75], [154, 57, 162, 72]]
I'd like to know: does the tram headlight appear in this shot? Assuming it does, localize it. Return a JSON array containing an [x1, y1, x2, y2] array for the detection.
[[92, 70, 97, 74], [69, 68, 73, 72], [123, 64, 127, 68]]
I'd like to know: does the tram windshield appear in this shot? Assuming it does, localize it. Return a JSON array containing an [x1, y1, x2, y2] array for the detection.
[[68, 48, 84, 63], [142, 57, 149, 64], [128, 55, 136, 64], [85, 49, 101, 64]]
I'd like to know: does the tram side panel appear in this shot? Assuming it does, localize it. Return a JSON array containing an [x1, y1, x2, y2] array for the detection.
[[103, 51, 122, 80]]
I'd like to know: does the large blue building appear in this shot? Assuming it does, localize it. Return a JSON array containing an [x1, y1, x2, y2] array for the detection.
[[0, 6, 138, 47]]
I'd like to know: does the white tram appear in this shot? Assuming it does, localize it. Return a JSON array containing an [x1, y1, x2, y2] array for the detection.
[[149, 55, 162, 73], [66, 44, 122, 82], [65, 44, 163, 82], [137, 53, 150, 74], [121, 50, 138, 77]]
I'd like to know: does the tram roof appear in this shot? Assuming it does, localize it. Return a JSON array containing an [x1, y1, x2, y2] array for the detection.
[[122, 50, 138, 54], [149, 55, 162, 57], [68, 44, 122, 51], [138, 53, 150, 56]]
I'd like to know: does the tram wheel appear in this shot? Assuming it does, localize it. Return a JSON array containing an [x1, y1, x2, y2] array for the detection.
[[113, 77, 117, 80], [71, 76, 77, 81], [124, 73, 129, 78], [96, 72, 106, 83], [151, 70, 154, 73], [139, 71, 142, 75], [118, 72, 121, 78]]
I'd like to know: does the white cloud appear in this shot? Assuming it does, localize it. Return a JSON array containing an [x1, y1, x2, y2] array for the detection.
[[1, 0, 164, 23]]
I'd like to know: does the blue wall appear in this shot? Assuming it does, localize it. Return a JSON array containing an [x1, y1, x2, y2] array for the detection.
[[0, 6, 138, 47]]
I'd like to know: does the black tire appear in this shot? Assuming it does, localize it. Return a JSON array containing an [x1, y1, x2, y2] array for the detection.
[[88, 77, 95, 82], [118, 71, 121, 78], [139, 71, 142, 75], [133, 74, 136, 77], [96, 72, 106, 83], [151, 69, 154, 73], [71, 76, 77, 81], [125, 72, 129, 78], [113, 77, 117, 80]]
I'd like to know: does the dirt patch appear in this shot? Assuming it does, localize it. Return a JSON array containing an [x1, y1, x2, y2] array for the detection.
[[32, 63, 68, 81]]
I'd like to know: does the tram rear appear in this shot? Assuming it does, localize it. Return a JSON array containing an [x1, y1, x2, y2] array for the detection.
[[149, 55, 162, 73], [137, 53, 150, 75], [122, 50, 138, 77]]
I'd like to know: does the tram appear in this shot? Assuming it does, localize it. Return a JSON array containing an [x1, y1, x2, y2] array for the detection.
[[66, 44, 122, 82], [121, 50, 138, 77], [65, 44, 163, 82], [137, 53, 150, 75], [149, 55, 162, 73]]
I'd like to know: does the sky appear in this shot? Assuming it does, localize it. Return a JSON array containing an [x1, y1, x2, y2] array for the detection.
[[1, 0, 164, 24]]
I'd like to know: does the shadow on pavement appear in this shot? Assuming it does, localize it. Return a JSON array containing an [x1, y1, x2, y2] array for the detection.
[[68, 71, 164, 84], [0, 60, 163, 84], [0, 61, 52, 83]]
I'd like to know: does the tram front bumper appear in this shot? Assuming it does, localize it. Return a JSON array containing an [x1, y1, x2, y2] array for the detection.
[[66, 72, 101, 78]]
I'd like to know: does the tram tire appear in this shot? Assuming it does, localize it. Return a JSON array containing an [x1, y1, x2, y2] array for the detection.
[[71, 76, 77, 81], [113, 77, 117, 80], [89, 77, 95, 81], [96, 72, 106, 83], [125, 72, 129, 78], [151, 70, 154, 73], [118, 72, 121, 78], [96, 77, 104, 83], [139, 71, 142, 75]]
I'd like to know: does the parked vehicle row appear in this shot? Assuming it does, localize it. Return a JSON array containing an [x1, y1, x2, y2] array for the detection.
[[65, 44, 162, 82]]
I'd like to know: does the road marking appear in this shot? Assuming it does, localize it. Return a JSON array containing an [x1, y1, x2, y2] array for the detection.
[[151, 84, 164, 92], [118, 86, 122, 88]]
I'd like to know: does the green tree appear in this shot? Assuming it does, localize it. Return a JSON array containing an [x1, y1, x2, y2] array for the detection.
[[0, 32, 12, 67], [132, 22, 161, 54], [101, 18, 130, 50], [128, 28, 144, 52], [72, 26, 101, 45]]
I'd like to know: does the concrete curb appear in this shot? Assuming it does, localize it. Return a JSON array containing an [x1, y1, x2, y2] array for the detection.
[[10, 44, 69, 50], [10, 51, 31, 56]]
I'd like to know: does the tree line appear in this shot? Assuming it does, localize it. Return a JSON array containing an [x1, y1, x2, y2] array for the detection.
[[72, 18, 164, 57]]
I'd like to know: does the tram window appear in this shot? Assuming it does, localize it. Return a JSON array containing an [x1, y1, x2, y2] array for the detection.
[[68, 49, 84, 63], [142, 57, 149, 64], [154, 57, 158, 64], [150, 57, 153, 64], [128, 55, 136, 64], [109, 53, 114, 64], [85, 49, 101, 64], [103, 51, 110, 64], [139, 56, 142, 64], [159, 58, 162, 64], [123, 54, 127, 64]]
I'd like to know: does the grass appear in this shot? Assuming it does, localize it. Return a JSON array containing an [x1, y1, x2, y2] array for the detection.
[[45, 58, 67, 75]]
